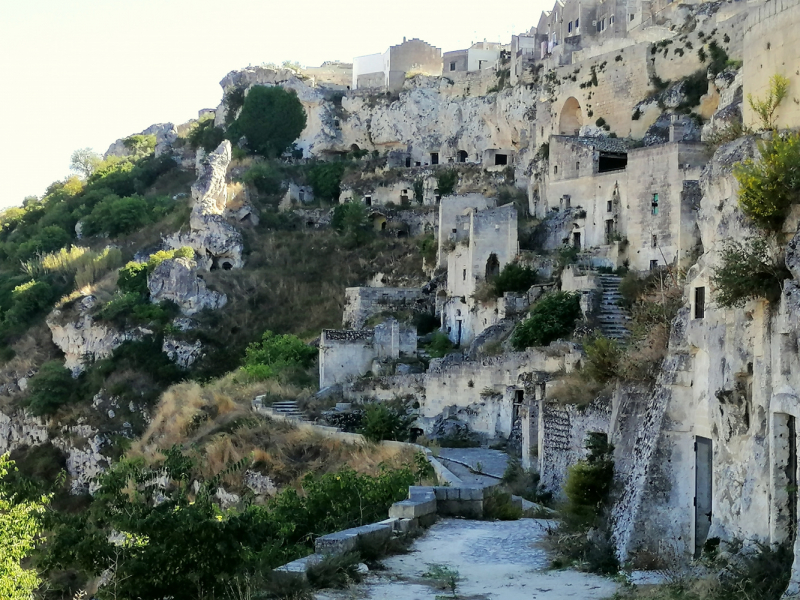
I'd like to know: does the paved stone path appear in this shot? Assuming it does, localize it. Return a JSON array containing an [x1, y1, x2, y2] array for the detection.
[[436, 448, 509, 486], [317, 518, 618, 600]]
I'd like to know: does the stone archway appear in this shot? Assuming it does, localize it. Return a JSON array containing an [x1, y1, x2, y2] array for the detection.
[[559, 97, 583, 135]]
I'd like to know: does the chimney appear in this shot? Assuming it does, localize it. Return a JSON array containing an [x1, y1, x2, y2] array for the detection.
[[403, 36, 407, 43]]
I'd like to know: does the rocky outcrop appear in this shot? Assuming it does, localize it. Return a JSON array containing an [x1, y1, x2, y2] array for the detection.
[[105, 122, 178, 158], [147, 257, 227, 315], [47, 296, 150, 376], [164, 140, 244, 270], [162, 337, 203, 368]]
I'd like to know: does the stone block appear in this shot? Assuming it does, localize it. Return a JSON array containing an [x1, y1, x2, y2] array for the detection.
[[461, 486, 484, 501], [445, 487, 462, 500], [389, 498, 437, 519], [418, 512, 438, 528], [314, 521, 392, 555], [433, 486, 449, 501], [409, 486, 436, 501]]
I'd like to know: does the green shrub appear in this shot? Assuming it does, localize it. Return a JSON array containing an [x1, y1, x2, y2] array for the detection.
[[26, 361, 76, 415], [82, 195, 149, 237], [117, 261, 149, 295], [748, 74, 790, 131], [427, 331, 454, 356], [556, 244, 579, 271], [331, 201, 371, 247], [359, 404, 414, 442], [4, 280, 54, 325], [307, 162, 346, 201], [482, 488, 523, 520], [735, 131, 800, 229], [123, 134, 156, 157], [227, 86, 307, 157], [511, 291, 581, 349], [584, 336, 622, 383], [435, 170, 458, 196], [241, 162, 281, 194], [492, 262, 538, 296], [595, 117, 607, 127], [711, 237, 789, 307], [241, 330, 316, 380], [187, 118, 225, 152]]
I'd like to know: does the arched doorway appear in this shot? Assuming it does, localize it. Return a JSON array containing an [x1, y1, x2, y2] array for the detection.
[[486, 253, 500, 280], [559, 97, 583, 135]]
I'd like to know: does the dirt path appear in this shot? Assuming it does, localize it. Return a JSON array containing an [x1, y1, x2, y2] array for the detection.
[[317, 518, 618, 600]]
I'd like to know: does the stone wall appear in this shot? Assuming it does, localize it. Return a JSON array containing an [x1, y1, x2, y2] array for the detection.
[[743, 0, 800, 129], [343, 287, 432, 329]]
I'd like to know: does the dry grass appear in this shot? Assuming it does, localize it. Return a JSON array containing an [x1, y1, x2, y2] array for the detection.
[[547, 370, 609, 407], [129, 372, 416, 492], [0, 323, 60, 395]]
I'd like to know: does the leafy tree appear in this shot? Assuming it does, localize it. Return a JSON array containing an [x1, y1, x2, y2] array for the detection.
[[735, 131, 800, 229], [563, 432, 615, 526], [228, 86, 307, 157], [511, 291, 582, 349], [492, 262, 538, 296], [331, 201, 371, 247], [307, 162, 346, 201], [748, 74, 790, 131], [435, 170, 458, 196], [0, 454, 48, 600], [360, 404, 414, 442], [82, 195, 149, 237], [69, 148, 103, 178], [117, 261, 149, 295], [4, 280, 54, 325], [25, 361, 76, 415], [711, 237, 790, 307], [242, 330, 316, 380]]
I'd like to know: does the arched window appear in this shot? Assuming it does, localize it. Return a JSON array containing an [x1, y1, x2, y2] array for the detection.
[[486, 253, 500, 280]]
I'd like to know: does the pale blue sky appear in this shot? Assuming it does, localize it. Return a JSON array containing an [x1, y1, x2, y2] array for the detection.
[[0, 0, 548, 209]]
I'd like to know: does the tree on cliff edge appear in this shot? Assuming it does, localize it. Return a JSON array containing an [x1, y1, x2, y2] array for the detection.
[[228, 86, 307, 158]]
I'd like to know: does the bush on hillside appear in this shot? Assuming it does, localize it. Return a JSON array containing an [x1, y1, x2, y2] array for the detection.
[[735, 132, 800, 229], [25, 361, 76, 415], [187, 117, 225, 152], [241, 162, 281, 195], [227, 86, 307, 157], [331, 201, 371, 247], [14, 226, 72, 262], [307, 162, 346, 201], [711, 237, 789, 307], [583, 336, 622, 383], [123, 134, 156, 158], [359, 404, 414, 442], [435, 170, 458, 196], [427, 331, 455, 356], [241, 330, 316, 381], [511, 292, 581, 349], [117, 247, 195, 296], [4, 280, 54, 326], [492, 262, 538, 296]]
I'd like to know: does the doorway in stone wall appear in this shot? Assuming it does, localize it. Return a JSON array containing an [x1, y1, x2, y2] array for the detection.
[[694, 436, 713, 558], [456, 320, 462, 346], [513, 390, 524, 423], [486, 253, 500, 280]]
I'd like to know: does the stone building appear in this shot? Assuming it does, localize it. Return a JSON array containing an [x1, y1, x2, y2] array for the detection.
[[318, 319, 417, 388], [537, 122, 706, 271], [352, 38, 442, 91], [342, 287, 434, 329], [443, 41, 503, 74]]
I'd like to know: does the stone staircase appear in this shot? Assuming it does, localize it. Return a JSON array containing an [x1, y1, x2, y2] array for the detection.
[[598, 275, 630, 340], [270, 400, 304, 420]]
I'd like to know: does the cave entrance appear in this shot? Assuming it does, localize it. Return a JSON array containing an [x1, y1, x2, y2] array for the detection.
[[494, 153, 508, 166], [694, 436, 713, 558], [598, 151, 627, 172], [458, 150, 468, 163]]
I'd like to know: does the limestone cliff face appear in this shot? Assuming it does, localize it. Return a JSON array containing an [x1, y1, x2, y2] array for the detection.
[[147, 257, 227, 316], [164, 140, 244, 270], [104, 122, 179, 158], [46, 296, 149, 376]]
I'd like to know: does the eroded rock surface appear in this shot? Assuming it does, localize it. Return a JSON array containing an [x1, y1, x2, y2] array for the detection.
[[147, 257, 227, 315]]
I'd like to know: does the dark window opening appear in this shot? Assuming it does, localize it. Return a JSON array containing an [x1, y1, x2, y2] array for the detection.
[[572, 232, 581, 249], [554, 165, 558, 175], [652, 234, 657, 248], [576, 161, 580, 171], [513, 390, 524, 422], [431, 152, 439, 165], [334, 119, 340, 128], [694, 286, 705, 319], [463, 269, 467, 281], [381, 221, 387, 231], [306, 221, 315, 228], [606, 200, 612, 212], [405, 156, 411, 168], [575, 17, 579, 28], [450, 61, 456, 71], [397, 230, 407, 238], [605, 219, 614, 244], [494, 153, 508, 166], [650, 259, 659, 271], [652, 193, 659, 215], [415, 161, 421, 167], [568, 21, 573, 33], [365, 195, 372, 206], [221, 260, 233, 271], [598, 152, 627, 173], [458, 150, 468, 163], [564, 196, 571, 209], [486, 254, 500, 280]]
